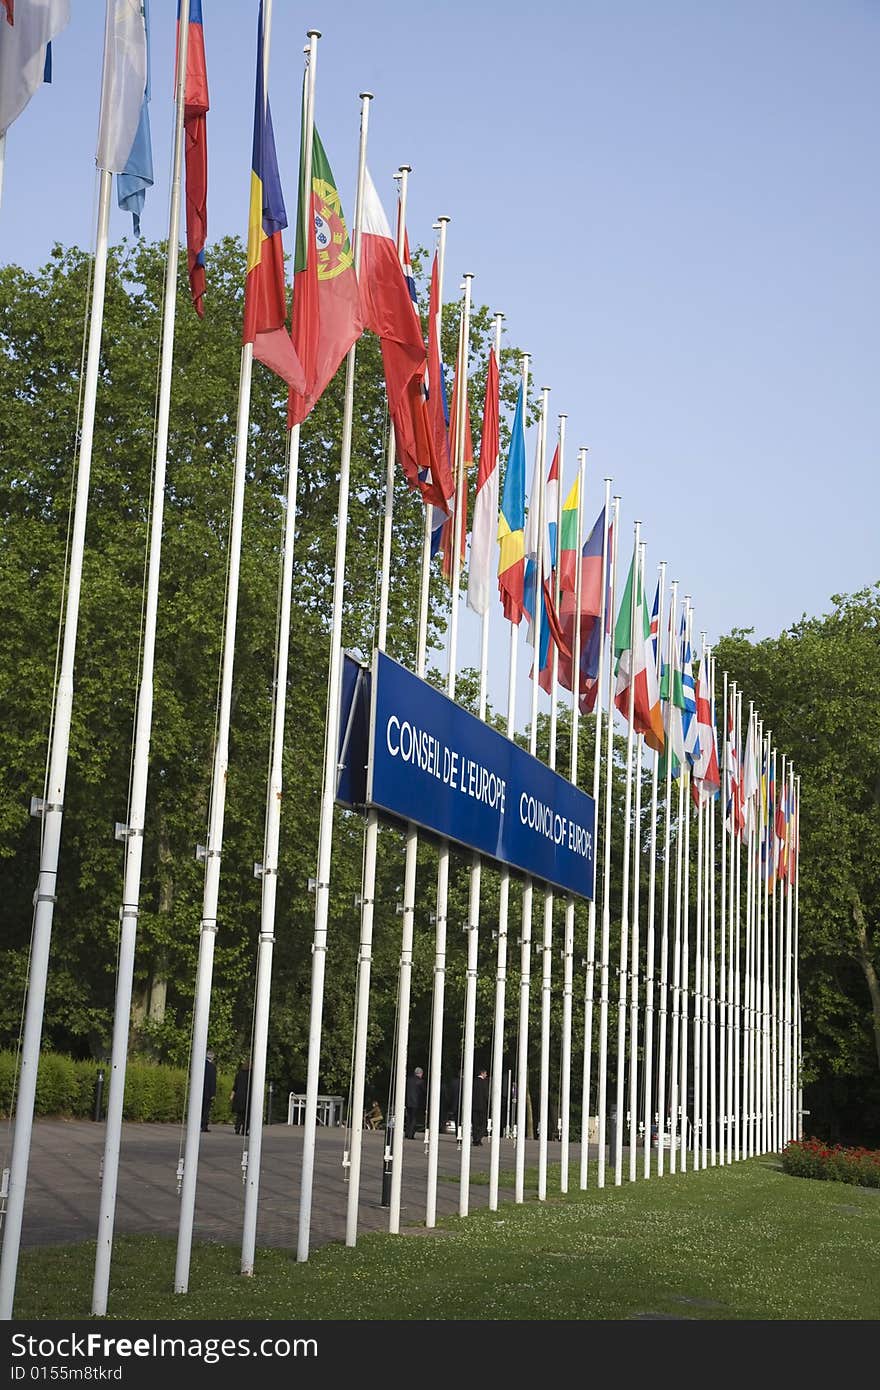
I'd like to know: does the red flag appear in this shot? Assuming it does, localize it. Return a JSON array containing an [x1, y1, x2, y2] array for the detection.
[[426, 253, 454, 514], [179, 1, 209, 317], [287, 120, 362, 426], [2, 3, 13, 26]]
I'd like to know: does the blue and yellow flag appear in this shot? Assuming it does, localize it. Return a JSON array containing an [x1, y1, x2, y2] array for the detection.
[[241, 0, 304, 390], [497, 380, 526, 625]]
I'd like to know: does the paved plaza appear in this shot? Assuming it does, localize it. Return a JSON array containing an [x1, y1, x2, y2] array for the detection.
[[15, 1119, 592, 1254]]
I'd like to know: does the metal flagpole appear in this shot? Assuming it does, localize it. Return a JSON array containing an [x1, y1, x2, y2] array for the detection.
[[579, 478, 611, 1189], [668, 609, 687, 1176], [0, 167, 113, 1324], [458, 309, 503, 1217], [613, 523, 640, 1187], [595, 496, 620, 1188], [241, 28, 320, 1277], [176, 4, 280, 1291], [719, 669, 729, 1164], [783, 764, 794, 1145], [692, 635, 706, 1170], [560, 444, 586, 1195], [707, 653, 718, 1165], [296, 90, 373, 1264], [514, 384, 550, 1203], [488, 349, 529, 1212], [641, 560, 665, 1178], [743, 712, 756, 1158], [791, 772, 800, 1142], [678, 604, 695, 1173], [91, 4, 192, 1316], [728, 686, 739, 1162], [655, 580, 678, 1177], [345, 162, 411, 1247], [425, 272, 474, 1228], [627, 547, 647, 1182], [388, 213, 450, 1233], [771, 758, 781, 1153], [538, 412, 565, 1201]]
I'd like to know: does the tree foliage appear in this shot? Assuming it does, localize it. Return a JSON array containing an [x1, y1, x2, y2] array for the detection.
[[715, 586, 880, 1141]]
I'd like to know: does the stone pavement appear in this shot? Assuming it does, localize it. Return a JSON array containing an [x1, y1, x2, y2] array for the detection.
[[16, 1119, 593, 1254]]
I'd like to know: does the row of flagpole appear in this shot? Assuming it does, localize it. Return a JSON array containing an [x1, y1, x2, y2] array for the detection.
[[0, 2, 804, 1317]]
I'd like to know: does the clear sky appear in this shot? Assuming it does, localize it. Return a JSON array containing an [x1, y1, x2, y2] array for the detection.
[[2, 0, 878, 726]]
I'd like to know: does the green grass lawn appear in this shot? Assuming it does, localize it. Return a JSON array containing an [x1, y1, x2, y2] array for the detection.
[[12, 1159, 880, 1320]]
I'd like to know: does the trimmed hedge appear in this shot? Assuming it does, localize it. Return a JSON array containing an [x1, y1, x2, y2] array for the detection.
[[0, 1051, 235, 1125], [782, 1136, 880, 1188]]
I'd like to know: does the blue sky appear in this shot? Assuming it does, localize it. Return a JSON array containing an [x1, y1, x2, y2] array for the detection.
[[2, 0, 878, 726]]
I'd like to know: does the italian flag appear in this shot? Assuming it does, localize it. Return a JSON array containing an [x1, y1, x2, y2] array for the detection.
[[613, 555, 664, 753]]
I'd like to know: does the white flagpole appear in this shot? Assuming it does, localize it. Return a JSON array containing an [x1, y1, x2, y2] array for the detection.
[[388, 213, 450, 1233], [425, 272, 474, 1228], [0, 166, 113, 1325], [176, 5, 280, 1292], [560, 444, 586, 1194], [707, 652, 718, 1166], [692, 634, 706, 1170], [627, 547, 647, 1182], [91, 4, 192, 1317], [595, 496, 620, 1188], [655, 580, 678, 1177], [0, 132, 5, 214], [642, 560, 665, 1178], [579, 477, 611, 1189], [538, 412, 565, 1200], [514, 384, 550, 1203], [668, 604, 687, 1176], [241, 28, 320, 1277], [727, 683, 738, 1163], [613, 522, 640, 1187], [344, 161, 411, 1247], [783, 763, 794, 1145], [488, 348, 529, 1212], [733, 688, 743, 1160], [296, 90, 373, 1265], [772, 759, 781, 1153], [458, 309, 503, 1218], [743, 712, 757, 1158], [792, 772, 800, 1142], [719, 669, 729, 1164]]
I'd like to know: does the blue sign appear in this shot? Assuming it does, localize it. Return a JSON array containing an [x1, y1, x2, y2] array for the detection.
[[365, 651, 595, 900]]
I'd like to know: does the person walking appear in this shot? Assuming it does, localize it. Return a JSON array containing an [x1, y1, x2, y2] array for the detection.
[[230, 1059, 251, 1136], [472, 1067, 489, 1146], [404, 1066, 426, 1139], [201, 1050, 217, 1132]]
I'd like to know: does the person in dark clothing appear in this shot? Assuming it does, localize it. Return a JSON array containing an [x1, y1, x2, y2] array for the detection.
[[201, 1050, 217, 1132], [471, 1067, 489, 1145], [230, 1060, 251, 1136], [404, 1066, 426, 1139]]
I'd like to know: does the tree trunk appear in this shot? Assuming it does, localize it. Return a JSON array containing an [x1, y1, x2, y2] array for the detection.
[[851, 890, 880, 1074]]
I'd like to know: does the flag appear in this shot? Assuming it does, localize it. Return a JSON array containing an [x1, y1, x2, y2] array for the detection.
[[679, 616, 700, 770], [725, 692, 744, 836], [578, 514, 613, 715], [659, 600, 686, 776], [0, 0, 69, 137], [613, 554, 664, 752], [423, 251, 454, 554], [241, 2, 305, 391], [440, 351, 473, 581], [497, 380, 526, 624], [466, 347, 499, 615], [691, 661, 720, 800], [360, 169, 445, 510], [649, 582, 660, 665], [287, 110, 362, 425], [741, 710, 759, 834], [95, 0, 153, 234], [524, 446, 561, 675], [557, 475, 579, 594], [179, 0, 208, 316]]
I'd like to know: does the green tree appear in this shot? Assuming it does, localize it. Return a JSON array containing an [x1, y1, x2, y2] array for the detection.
[[715, 585, 880, 1142], [0, 236, 527, 1104]]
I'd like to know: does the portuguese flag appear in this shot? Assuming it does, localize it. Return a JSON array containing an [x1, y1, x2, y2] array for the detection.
[[288, 101, 363, 428]]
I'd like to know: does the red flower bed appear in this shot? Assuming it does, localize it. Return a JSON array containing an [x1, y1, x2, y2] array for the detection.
[[781, 1137, 880, 1188]]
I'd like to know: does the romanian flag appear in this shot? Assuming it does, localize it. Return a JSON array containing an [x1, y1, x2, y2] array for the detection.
[[241, 2, 304, 392], [287, 98, 362, 426], [179, 0, 208, 317], [497, 380, 526, 624]]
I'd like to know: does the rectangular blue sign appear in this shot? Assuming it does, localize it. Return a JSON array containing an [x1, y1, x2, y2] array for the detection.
[[366, 651, 595, 900]]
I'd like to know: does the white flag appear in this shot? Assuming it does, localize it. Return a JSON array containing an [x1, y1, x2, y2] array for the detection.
[[95, 0, 147, 174], [0, 0, 70, 137]]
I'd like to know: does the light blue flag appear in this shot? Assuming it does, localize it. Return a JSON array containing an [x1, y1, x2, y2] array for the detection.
[[117, 0, 153, 234]]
